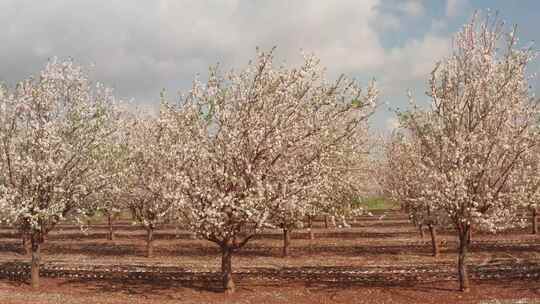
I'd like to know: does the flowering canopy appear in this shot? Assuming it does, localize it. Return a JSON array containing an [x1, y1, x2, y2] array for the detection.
[[164, 49, 377, 244], [0, 59, 119, 234], [123, 112, 179, 230], [400, 13, 539, 291], [404, 15, 539, 233]]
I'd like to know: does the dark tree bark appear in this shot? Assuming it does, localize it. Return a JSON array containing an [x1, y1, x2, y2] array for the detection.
[[457, 226, 470, 292], [532, 208, 538, 235], [324, 216, 329, 229], [428, 224, 439, 257], [30, 233, 42, 289], [221, 245, 235, 294], [107, 213, 115, 241], [146, 226, 154, 258], [21, 231, 30, 255], [282, 228, 291, 257], [212, 234, 254, 294], [307, 216, 315, 240]]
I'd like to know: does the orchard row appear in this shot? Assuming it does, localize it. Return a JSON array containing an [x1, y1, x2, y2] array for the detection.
[[1, 12, 538, 294]]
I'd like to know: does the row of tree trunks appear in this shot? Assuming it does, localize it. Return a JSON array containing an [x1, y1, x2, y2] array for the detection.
[[30, 209, 523, 293], [29, 208, 537, 248], [19, 208, 536, 294], [23, 213, 356, 256], [26, 225, 154, 289]]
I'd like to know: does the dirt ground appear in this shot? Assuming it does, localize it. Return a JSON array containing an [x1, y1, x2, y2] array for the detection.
[[0, 211, 539, 303], [0, 277, 539, 304]]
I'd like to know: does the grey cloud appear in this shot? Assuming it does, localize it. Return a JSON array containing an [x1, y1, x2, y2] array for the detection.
[[0, 0, 452, 128]]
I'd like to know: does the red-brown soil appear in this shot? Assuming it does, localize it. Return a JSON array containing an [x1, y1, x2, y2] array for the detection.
[[0, 211, 538, 303], [1, 277, 540, 304]]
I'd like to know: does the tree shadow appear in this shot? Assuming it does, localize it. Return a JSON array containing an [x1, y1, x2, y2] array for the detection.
[[469, 243, 540, 254], [58, 276, 224, 296], [0, 242, 24, 254], [289, 243, 432, 257], [350, 221, 414, 228], [3, 237, 538, 260], [43, 242, 143, 257], [1, 259, 539, 297]]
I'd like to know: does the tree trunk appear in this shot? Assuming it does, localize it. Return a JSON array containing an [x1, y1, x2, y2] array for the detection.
[[457, 229, 470, 292], [467, 228, 472, 243], [22, 233, 30, 255], [30, 235, 41, 289], [428, 224, 439, 257], [221, 245, 235, 294], [282, 228, 291, 257], [146, 227, 154, 258], [419, 224, 425, 239], [308, 216, 315, 240], [107, 213, 115, 241], [532, 208, 538, 235], [21, 235, 26, 254]]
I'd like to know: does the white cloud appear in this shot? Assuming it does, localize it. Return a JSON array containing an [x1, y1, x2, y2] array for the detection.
[[446, 0, 467, 17], [377, 34, 451, 96], [373, 0, 425, 32], [0, 0, 453, 128], [399, 0, 425, 17], [0, 0, 391, 100], [158, 0, 389, 72], [375, 0, 425, 18]]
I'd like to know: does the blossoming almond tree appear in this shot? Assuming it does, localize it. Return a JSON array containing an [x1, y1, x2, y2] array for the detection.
[[123, 113, 179, 258], [91, 108, 132, 242], [403, 14, 539, 291], [307, 133, 373, 224], [514, 145, 540, 234], [0, 59, 119, 288], [381, 130, 445, 257], [98, 199, 123, 241], [269, 132, 371, 257], [166, 49, 377, 293]]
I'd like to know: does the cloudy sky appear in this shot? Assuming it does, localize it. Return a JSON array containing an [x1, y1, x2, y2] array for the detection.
[[0, 0, 539, 130]]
